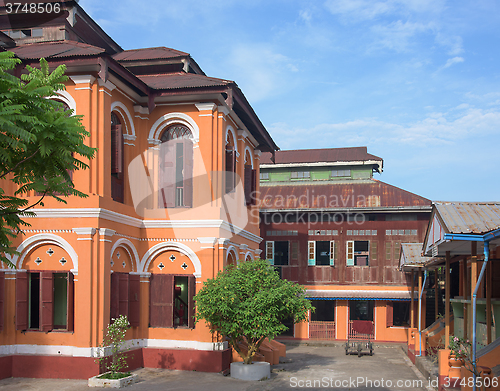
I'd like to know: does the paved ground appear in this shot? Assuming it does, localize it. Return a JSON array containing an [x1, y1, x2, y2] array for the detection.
[[0, 345, 434, 391]]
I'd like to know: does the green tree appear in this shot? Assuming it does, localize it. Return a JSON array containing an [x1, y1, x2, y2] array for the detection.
[[0, 51, 95, 267], [194, 259, 314, 364]]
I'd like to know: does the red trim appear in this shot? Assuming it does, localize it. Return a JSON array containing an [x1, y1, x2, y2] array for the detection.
[[143, 348, 231, 373]]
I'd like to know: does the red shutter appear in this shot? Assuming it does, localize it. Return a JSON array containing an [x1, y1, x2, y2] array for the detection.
[[386, 301, 394, 327], [111, 124, 123, 174], [110, 272, 119, 321], [150, 274, 174, 328], [40, 272, 54, 332], [244, 165, 252, 206], [0, 272, 4, 331], [118, 273, 129, 317], [251, 169, 257, 205], [67, 272, 74, 332], [159, 141, 175, 208], [225, 148, 235, 193], [188, 275, 196, 329], [183, 139, 193, 207], [16, 271, 28, 330], [128, 274, 140, 327]]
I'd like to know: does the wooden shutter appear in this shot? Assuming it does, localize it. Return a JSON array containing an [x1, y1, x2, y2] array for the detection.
[[244, 165, 252, 206], [15, 271, 28, 330], [188, 275, 196, 329], [346, 241, 354, 266], [159, 141, 176, 208], [40, 272, 54, 332], [308, 241, 316, 266], [183, 139, 193, 208], [111, 124, 123, 174], [128, 274, 140, 327], [225, 148, 235, 193], [110, 272, 120, 321], [67, 272, 74, 332], [251, 169, 257, 205], [370, 241, 378, 261], [330, 241, 335, 266], [265, 241, 274, 265], [150, 274, 174, 328], [291, 241, 299, 261], [0, 272, 4, 331], [386, 301, 394, 327], [119, 273, 130, 317]]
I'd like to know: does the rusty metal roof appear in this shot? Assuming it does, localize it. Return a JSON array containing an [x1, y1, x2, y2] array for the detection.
[[10, 40, 105, 59], [113, 47, 189, 61], [433, 202, 500, 234], [137, 72, 232, 90], [306, 289, 416, 299], [399, 243, 427, 271], [259, 180, 431, 210], [261, 147, 383, 166]]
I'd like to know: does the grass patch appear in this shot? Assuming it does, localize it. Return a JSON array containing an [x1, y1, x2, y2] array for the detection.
[[98, 372, 131, 380]]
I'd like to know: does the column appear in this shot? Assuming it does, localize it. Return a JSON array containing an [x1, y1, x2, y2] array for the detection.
[[470, 242, 477, 339], [97, 228, 115, 345], [410, 271, 415, 328], [445, 251, 450, 348]]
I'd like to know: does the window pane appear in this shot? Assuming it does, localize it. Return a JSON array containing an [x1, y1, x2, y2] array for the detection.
[[53, 273, 68, 329], [315, 241, 330, 265], [274, 241, 289, 266]]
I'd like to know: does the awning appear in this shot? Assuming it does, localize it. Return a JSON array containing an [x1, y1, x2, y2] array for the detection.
[[305, 289, 417, 300]]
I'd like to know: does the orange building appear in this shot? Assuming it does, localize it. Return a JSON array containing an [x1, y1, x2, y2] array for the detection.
[[0, 0, 277, 379]]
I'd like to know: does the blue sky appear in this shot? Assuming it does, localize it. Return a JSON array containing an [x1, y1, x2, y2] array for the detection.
[[80, 0, 500, 202]]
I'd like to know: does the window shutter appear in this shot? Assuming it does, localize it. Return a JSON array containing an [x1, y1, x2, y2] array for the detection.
[[111, 124, 123, 174], [128, 274, 140, 327], [251, 169, 257, 205], [183, 139, 193, 208], [244, 165, 252, 206], [330, 241, 335, 266], [188, 275, 196, 329], [0, 272, 4, 331], [265, 241, 274, 265], [291, 241, 299, 261], [159, 141, 176, 208], [110, 272, 120, 321], [119, 273, 130, 317], [225, 148, 235, 193], [67, 272, 74, 332], [346, 241, 354, 266], [308, 241, 316, 266], [370, 241, 378, 261], [40, 272, 54, 332], [386, 301, 394, 327], [150, 274, 174, 328], [15, 271, 28, 330]]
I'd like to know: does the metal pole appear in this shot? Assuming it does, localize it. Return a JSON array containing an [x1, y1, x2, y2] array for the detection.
[[472, 241, 489, 391], [417, 270, 427, 357]]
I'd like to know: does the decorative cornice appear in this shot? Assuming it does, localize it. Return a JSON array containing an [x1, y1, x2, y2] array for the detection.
[[133, 105, 149, 115], [195, 103, 216, 112], [97, 79, 116, 91], [72, 227, 96, 236], [69, 75, 95, 85], [217, 105, 230, 116], [99, 228, 116, 237]]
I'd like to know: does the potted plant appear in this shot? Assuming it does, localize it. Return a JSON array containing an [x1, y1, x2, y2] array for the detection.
[[448, 336, 466, 379], [89, 315, 137, 388], [194, 259, 313, 381]]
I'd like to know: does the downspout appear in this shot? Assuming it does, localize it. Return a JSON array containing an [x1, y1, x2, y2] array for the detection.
[[472, 241, 489, 391], [417, 270, 427, 357]]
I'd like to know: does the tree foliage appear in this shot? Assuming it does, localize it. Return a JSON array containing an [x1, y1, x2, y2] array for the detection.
[[194, 259, 314, 364], [0, 51, 96, 266]]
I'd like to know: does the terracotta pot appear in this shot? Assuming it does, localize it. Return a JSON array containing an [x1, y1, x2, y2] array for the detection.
[[448, 354, 464, 379]]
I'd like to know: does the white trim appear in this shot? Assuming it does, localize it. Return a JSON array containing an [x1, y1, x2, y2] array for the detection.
[[260, 160, 383, 170], [148, 112, 200, 144], [110, 238, 140, 272], [133, 105, 149, 115], [225, 125, 239, 155], [14, 234, 78, 271], [305, 289, 416, 299], [51, 90, 77, 113], [99, 228, 115, 237], [195, 103, 216, 112], [111, 101, 136, 138], [97, 79, 116, 91], [99, 89, 113, 97], [140, 241, 202, 278], [74, 87, 92, 91], [226, 245, 238, 264], [243, 145, 254, 168], [244, 251, 253, 261], [218, 106, 230, 116], [254, 149, 262, 158], [69, 75, 95, 85]]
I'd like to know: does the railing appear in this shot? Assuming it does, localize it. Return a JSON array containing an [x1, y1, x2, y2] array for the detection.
[[348, 320, 374, 340], [309, 321, 335, 340]]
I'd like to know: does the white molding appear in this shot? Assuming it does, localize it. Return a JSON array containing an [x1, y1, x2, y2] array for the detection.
[[148, 112, 200, 144], [218, 106, 229, 116], [133, 105, 149, 115], [140, 241, 202, 278], [97, 79, 116, 91], [50, 90, 77, 113], [73, 227, 97, 236], [195, 103, 216, 112], [99, 228, 116, 237], [110, 238, 140, 272], [254, 149, 262, 158], [260, 159, 383, 169], [69, 75, 95, 85], [243, 145, 254, 168], [111, 101, 136, 138]]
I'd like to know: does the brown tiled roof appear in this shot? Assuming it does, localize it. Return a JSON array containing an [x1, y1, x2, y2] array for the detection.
[[259, 180, 431, 210], [260, 147, 382, 165], [113, 47, 189, 61], [137, 72, 233, 90], [10, 40, 105, 59]]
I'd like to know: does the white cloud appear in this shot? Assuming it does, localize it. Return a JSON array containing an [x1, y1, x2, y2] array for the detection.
[[435, 32, 464, 55], [371, 20, 435, 52], [442, 56, 465, 69]]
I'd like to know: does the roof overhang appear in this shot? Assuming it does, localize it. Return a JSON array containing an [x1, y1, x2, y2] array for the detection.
[[261, 160, 383, 171], [305, 289, 417, 300]]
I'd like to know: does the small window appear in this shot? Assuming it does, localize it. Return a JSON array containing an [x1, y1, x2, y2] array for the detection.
[[394, 241, 401, 261], [310, 300, 335, 321], [385, 242, 392, 260], [274, 241, 289, 266], [260, 172, 269, 180], [291, 171, 310, 179], [388, 301, 410, 327], [331, 169, 351, 178], [266, 241, 274, 264], [346, 241, 369, 266]]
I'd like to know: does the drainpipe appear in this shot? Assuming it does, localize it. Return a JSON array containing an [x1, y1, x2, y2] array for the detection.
[[417, 270, 427, 357]]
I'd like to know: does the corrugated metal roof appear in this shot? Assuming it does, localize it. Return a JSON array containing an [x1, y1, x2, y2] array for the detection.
[[399, 243, 427, 270], [137, 72, 232, 90], [113, 47, 189, 61], [260, 147, 383, 165], [10, 41, 105, 59], [306, 289, 417, 299], [434, 202, 500, 234], [259, 180, 431, 210]]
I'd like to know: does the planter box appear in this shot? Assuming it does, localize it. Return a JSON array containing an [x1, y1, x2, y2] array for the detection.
[[88, 372, 137, 388], [230, 361, 270, 381]]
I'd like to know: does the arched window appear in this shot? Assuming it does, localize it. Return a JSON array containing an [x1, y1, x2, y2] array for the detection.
[[158, 124, 193, 208], [225, 131, 236, 194], [244, 149, 256, 206], [111, 112, 124, 203]]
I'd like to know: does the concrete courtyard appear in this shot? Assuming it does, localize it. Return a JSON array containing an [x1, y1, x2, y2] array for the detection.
[[0, 344, 434, 391]]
